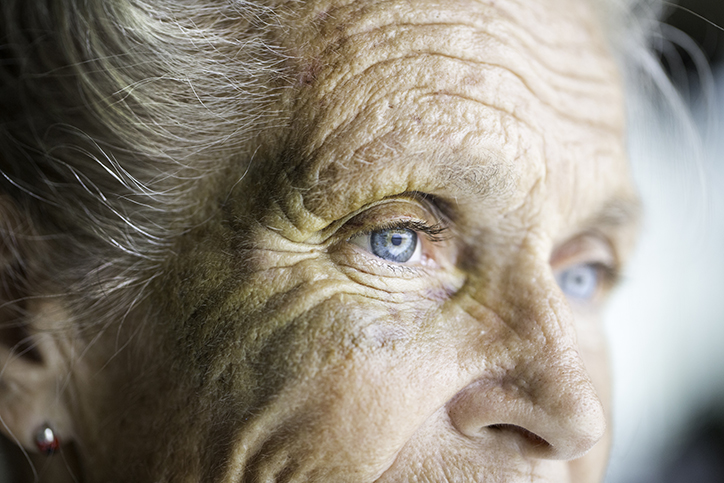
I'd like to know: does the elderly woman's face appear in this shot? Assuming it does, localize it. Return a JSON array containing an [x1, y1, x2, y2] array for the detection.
[[1, 0, 639, 482]]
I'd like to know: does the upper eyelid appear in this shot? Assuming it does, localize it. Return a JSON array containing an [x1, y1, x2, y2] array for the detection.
[[335, 195, 450, 239], [550, 233, 617, 268], [307, 198, 420, 244], [352, 219, 449, 242]]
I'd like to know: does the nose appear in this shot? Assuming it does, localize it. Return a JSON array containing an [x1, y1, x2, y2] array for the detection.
[[447, 353, 606, 460], [446, 260, 607, 461]]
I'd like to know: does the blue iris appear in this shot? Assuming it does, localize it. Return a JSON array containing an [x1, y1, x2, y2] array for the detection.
[[370, 228, 418, 263], [556, 264, 598, 300]]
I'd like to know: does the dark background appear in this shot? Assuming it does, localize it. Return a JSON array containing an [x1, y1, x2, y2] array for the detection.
[[665, 0, 724, 65]]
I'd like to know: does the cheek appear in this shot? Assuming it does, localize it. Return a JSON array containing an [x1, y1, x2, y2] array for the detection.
[[219, 290, 460, 477]]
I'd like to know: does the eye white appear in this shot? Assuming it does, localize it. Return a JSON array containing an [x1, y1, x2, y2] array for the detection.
[[556, 264, 599, 300], [350, 228, 423, 264]]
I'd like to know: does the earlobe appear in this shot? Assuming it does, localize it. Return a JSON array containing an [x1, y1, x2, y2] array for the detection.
[[0, 315, 74, 453], [0, 197, 75, 454]]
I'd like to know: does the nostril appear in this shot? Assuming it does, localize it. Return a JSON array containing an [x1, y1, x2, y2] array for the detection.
[[448, 366, 607, 460], [487, 424, 552, 454]]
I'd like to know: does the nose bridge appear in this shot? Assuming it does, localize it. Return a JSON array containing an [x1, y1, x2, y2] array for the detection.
[[507, 258, 571, 342], [447, 249, 606, 460]]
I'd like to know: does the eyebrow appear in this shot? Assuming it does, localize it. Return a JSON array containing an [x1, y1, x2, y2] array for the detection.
[[434, 153, 514, 199], [583, 195, 642, 231], [433, 156, 643, 232]]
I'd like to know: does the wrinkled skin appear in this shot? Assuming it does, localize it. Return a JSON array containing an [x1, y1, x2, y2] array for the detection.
[[1, 0, 639, 482]]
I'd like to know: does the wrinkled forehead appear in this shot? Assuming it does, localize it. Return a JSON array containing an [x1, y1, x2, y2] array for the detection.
[[268, 0, 630, 236]]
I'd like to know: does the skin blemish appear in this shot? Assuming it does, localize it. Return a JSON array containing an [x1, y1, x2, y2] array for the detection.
[[299, 58, 323, 86]]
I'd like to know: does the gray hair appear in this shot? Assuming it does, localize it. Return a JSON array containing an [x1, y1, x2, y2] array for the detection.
[[0, 0, 290, 322]]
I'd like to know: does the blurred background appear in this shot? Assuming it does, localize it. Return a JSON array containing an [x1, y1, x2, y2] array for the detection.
[[605, 1, 724, 482]]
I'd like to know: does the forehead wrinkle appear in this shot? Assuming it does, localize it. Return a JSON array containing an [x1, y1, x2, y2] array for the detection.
[[278, 6, 621, 164], [303, 0, 609, 78], [304, 41, 616, 137], [276, 0, 624, 226], [288, 65, 532, 180], [286, 0, 621, 130], [415, 90, 540, 139]]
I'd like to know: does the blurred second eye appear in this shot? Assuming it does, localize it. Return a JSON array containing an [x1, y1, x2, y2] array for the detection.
[[556, 264, 599, 301], [350, 227, 422, 263]]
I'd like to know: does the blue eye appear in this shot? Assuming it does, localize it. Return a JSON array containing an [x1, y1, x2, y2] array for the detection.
[[369, 228, 419, 263], [556, 264, 599, 300]]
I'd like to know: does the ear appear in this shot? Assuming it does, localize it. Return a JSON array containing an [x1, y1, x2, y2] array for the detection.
[[0, 197, 75, 454]]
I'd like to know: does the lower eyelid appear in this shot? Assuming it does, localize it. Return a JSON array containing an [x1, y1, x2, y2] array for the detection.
[[334, 248, 428, 280]]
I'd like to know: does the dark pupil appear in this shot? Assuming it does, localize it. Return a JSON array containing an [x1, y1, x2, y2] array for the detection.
[[391, 234, 403, 246]]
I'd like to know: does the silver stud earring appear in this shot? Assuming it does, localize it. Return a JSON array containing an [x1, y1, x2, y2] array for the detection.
[[34, 424, 60, 455]]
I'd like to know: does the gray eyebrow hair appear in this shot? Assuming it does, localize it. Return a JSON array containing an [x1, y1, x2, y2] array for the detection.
[[583, 195, 642, 230], [436, 154, 517, 200], [427, 152, 640, 232]]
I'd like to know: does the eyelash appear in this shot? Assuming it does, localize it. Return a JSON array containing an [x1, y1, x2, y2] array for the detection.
[[358, 220, 449, 243]]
